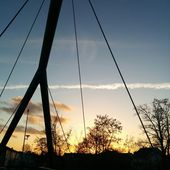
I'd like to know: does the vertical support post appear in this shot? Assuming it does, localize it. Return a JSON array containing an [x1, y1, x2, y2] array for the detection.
[[40, 71, 54, 157]]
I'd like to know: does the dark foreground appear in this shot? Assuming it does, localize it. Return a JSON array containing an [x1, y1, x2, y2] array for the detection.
[[0, 147, 170, 170]]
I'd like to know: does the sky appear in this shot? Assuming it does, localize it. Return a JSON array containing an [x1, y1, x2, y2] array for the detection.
[[0, 0, 170, 151]]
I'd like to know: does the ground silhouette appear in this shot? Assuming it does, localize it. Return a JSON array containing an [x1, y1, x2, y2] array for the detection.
[[1, 146, 170, 170]]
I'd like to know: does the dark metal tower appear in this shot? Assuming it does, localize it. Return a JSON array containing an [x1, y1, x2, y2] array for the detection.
[[1, 0, 63, 158]]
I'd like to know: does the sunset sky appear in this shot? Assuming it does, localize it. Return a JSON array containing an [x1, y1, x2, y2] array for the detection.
[[0, 0, 170, 151]]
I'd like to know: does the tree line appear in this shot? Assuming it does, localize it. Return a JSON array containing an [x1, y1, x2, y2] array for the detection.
[[25, 98, 170, 156]]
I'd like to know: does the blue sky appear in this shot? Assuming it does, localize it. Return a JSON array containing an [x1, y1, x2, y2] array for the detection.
[[0, 0, 170, 150]]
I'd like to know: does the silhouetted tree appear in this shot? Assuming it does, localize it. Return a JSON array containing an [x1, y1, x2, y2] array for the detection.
[[135, 138, 150, 148], [34, 124, 71, 155], [77, 114, 122, 154], [123, 135, 139, 153], [51, 123, 71, 156], [34, 137, 47, 155], [23, 143, 32, 152], [137, 98, 170, 155]]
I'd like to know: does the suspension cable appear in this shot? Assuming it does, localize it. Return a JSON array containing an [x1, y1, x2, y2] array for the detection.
[[0, 0, 46, 98], [0, 0, 30, 37], [72, 0, 87, 139], [88, 0, 153, 147], [48, 88, 70, 152]]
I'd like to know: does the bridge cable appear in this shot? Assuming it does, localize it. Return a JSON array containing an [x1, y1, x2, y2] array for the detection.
[[0, 0, 30, 37], [72, 0, 87, 139], [48, 88, 71, 153], [0, 0, 46, 98], [88, 0, 153, 147]]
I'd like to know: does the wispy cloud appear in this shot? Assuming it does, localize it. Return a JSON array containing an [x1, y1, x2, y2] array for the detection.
[[50, 102, 71, 112], [0, 123, 44, 135], [49, 83, 170, 90], [0, 96, 41, 114], [28, 114, 67, 126], [0, 96, 71, 127], [0, 97, 69, 135], [0, 114, 67, 136], [15, 125, 44, 135], [0, 85, 28, 90], [1, 83, 170, 91], [0, 96, 72, 114]]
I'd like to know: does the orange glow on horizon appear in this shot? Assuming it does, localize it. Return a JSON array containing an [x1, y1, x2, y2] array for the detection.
[[0, 130, 141, 154]]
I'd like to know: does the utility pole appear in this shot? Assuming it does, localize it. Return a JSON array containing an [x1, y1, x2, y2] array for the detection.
[[22, 109, 29, 152]]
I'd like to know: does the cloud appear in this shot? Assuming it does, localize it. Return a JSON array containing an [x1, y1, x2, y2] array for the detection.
[[0, 124, 44, 135], [15, 125, 44, 135], [28, 114, 67, 125], [1, 83, 170, 91], [0, 97, 70, 130], [79, 83, 170, 90], [27, 115, 43, 125], [0, 96, 72, 115], [52, 83, 170, 90], [0, 85, 28, 90], [0, 96, 40, 115], [0, 113, 67, 136], [51, 102, 71, 112], [51, 115, 67, 124]]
